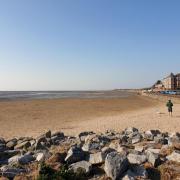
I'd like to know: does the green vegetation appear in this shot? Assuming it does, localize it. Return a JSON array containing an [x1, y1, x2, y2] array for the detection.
[[37, 163, 87, 180]]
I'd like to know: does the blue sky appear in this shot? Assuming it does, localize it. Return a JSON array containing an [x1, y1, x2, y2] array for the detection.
[[0, 0, 180, 90]]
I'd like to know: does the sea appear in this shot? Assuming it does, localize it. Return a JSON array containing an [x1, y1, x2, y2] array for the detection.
[[0, 91, 133, 101]]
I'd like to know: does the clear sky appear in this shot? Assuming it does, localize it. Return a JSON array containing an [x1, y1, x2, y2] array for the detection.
[[0, 0, 180, 90]]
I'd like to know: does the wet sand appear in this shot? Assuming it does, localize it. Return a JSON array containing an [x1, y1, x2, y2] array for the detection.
[[0, 94, 179, 139]]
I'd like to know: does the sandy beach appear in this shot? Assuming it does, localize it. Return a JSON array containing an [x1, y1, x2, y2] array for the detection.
[[0, 94, 179, 139]]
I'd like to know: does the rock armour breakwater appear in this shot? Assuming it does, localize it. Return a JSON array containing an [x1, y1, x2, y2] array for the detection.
[[0, 128, 180, 179]]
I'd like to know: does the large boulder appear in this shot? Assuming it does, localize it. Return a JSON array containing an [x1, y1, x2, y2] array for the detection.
[[6, 139, 17, 150], [82, 134, 110, 152], [0, 144, 7, 152], [144, 130, 161, 141], [146, 150, 162, 167], [77, 131, 94, 142], [14, 141, 31, 150], [88, 147, 115, 165], [122, 165, 148, 180], [109, 140, 127, 155], [127, 153, 147, 165], [0, 165, 26, 178], [104, 152, 129, 180], [8, 154, 34, 165], [125, 127, 138, 136], [51, 131, 65, 145], [0, 150, 20, 161], [69, 161, 92, 174], [65, 146, 85, 164]]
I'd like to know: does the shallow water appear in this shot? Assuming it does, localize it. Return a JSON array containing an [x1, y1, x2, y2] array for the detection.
[[0, 90, 134, 100]]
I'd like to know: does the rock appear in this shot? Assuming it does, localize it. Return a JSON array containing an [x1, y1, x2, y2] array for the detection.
[[134, 145, 144, 153], [83, 134, 110, 152], [120, 135, 129, 145], [168, 133, 180, 146], [88, 147, 115, 165], [154, 135, 168, 145], [146, 148, 160, 154], [104, 152, 129, 180], [65, 146, 85, 164], [78, 131, 94, 142], [160, 145, 173, 157], [34, 137, 47, 150], [0, 165, 26, 178], [125, 127, 138, 135], [51, 132, 65, 145], [146, 151, 162, 167], [88, 152, 104, 165], [0, 150, 20, 160], [0, 144, 6, 152], [45, 130, 51, 138], [127, 153, 147, 165], [82, 141, 100, 152], [69, 161, 92, 174], [6, 139, 17, 149], [144, 130, 161, 141], [14, 141, 31, 150], [8, 154, 34, 165], [35, 153, 45, 162], [122, 165, 148, 180], [109, 140, 121, 151], [131, 135, 142, 144], [0, 138, 6, 144], [167, 151, 180, 163], [52, 131, 64, 138]]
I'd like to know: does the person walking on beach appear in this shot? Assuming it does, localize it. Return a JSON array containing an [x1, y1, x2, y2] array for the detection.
[[166, 100, 173, 116]]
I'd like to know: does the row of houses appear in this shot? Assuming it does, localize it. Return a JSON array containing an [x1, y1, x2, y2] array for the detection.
[[153, 73, 180, 91]]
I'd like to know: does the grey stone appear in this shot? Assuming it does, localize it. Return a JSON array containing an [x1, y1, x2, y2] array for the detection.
[[146, 148, 160, 154], [122, 165, 148, 180], [34, 137, 47, 150], [69, 161, 92, 174], [144, 130, 161, 141], [0, 150, 20, 160], [14, 141, 31, 150], [88, 147, 115, 165], [8, 154, 34, 165], [127, 153, 147, 165], [82, 141, 100, 152], [51, 132, 65, 145], [134, 146, 144, 153], [0, 138, 5, 144], [125, 127, 138, 135], [104, 152, 129, 180], [52, 131, 64, 137], [146, 151, 162, 167], [65, 146, 85, 164], [36, 152, 45, 162], [78, 131, 94, 142], [0, 165, 26, 178], [154, 135, 168, 145], [6, 139, 17, 149], [0, 144, 6, 152], [131, 135, 142, 144], [88, 152, 104, 165]]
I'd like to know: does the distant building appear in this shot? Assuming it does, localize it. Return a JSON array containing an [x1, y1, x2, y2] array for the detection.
[[162, 73, 176, 90], [153, 73, 180, 91]]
